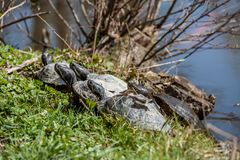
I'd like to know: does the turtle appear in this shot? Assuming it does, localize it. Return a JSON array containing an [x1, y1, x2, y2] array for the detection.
[[36, 29, 67, 86], [41, 28, 53, 66], [37, 61, 68, 86], [97, 93, 171, 132], [140, 71, 215, 120], [129, 81, 205, 129], [54, 62, 128, 104], [69, 62, 128, 98], [54, 62, 171, 132]]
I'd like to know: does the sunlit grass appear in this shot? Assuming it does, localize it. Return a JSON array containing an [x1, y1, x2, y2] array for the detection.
[[0, 45, 228, 159]]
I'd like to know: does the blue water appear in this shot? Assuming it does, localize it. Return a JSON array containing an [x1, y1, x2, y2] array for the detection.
[[177, 48, 240, 138]]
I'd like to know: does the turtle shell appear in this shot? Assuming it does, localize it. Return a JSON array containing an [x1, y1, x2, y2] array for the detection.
[[87, 74, 128, 98], [37, 62, 68, 86], [98, 94, 171, 132], [72, 80, 99, 102], [154, 93, 205, 129]]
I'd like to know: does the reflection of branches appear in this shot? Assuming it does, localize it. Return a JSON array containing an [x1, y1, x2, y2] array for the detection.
[[65, 0, 88, 38], [11, 11, 51, 48], [138, 0, 232, 66], [37, 15, 75, 52], [0, 1, 26, 20], [48, 0, 82, 46], [0, 11, 49, 29], [3, 0, 240, 67]]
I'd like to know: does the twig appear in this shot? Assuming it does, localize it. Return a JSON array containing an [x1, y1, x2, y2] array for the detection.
[[37, 15, 75, 53], [81, 0, 91, 26], [48, 0, 82, 46], [137, 59, 185, 70], [0, 0, 26, 20], [65, 0, 88, 38], [0, 11, 49, 29], [206, 123, 239, 160], [5, 56, 40, 74]]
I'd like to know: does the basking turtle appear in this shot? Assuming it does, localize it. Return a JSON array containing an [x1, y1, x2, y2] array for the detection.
[[54, 62, 128, 103], [37, 29, 67, 86], [37, 61, 68, 86], [129, 82, 205, 129], [54, 63, 99, 109], [70, 62, 128, 98], [55, 62, 171, 132], [141, 71, 215, 120], [98, 93, 171, 132]]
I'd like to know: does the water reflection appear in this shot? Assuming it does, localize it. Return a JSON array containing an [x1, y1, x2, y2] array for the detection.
[[177, 48, 240, 137]]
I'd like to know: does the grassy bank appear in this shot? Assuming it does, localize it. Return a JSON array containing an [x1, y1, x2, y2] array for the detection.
[[0, 45, 228, 159]]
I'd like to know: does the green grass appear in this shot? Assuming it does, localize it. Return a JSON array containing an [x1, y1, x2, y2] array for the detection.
[[0, 45, 228, 159]]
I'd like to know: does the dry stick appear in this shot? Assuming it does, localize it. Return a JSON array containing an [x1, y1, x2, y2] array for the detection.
[[137, 59, 185, 70], [145, 0, 152, 19], [65, 0, 88, 38], [11, 12, 49, 47], [93, 3, 104, 52], [81, 1, 91, 26], [206, 123, 239, 160], [5, 56, 40, 74], [5, 54, 64, 75], [0, 0, 26, 20], [156, 0, 177, 29], [37, 15, 75, 53], [104, 0, 116, 33], [0, 11, 49, 29], [207, 116, 240, 121], [138, 0, 230, 66], [48, 0, 82, 46], [183, 12, 239, 60]]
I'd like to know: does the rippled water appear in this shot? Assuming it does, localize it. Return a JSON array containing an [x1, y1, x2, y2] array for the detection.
[[2, 0, 240, 140]]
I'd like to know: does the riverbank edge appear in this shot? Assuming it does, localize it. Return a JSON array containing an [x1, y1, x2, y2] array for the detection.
[[0, 45, 236, 159]]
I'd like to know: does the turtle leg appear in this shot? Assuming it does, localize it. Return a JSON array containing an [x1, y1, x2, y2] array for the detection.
[[68, 93, 85, 112]]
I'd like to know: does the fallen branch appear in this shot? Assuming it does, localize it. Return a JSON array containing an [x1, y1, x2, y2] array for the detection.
[[5, 56, 40, 74], [206, 123, 239, 160], [0, 0, 26, 20], [137, 59, 185, 71], [0, 11, 49, 29]]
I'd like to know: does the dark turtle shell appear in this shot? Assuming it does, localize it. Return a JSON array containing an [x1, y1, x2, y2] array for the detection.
[[153, 93, 205, 129], [98, 94, 171, 132], [142, 71, 215, 120], [129, 81, 205, 129], [37, 62, 67, 86]]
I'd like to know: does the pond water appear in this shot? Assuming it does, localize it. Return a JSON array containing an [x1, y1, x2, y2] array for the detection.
[[1, 1, 240, 141], [176, 44, 240, 140], [158, 0, 240, 141]]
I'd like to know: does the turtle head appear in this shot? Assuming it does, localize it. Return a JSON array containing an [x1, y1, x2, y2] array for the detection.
[[87, 79, 106, 100], [70, 62, 90, 80], [42, 51, 53, 66], [41, 29, 52, 66], [55, 63, 77, 87]]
